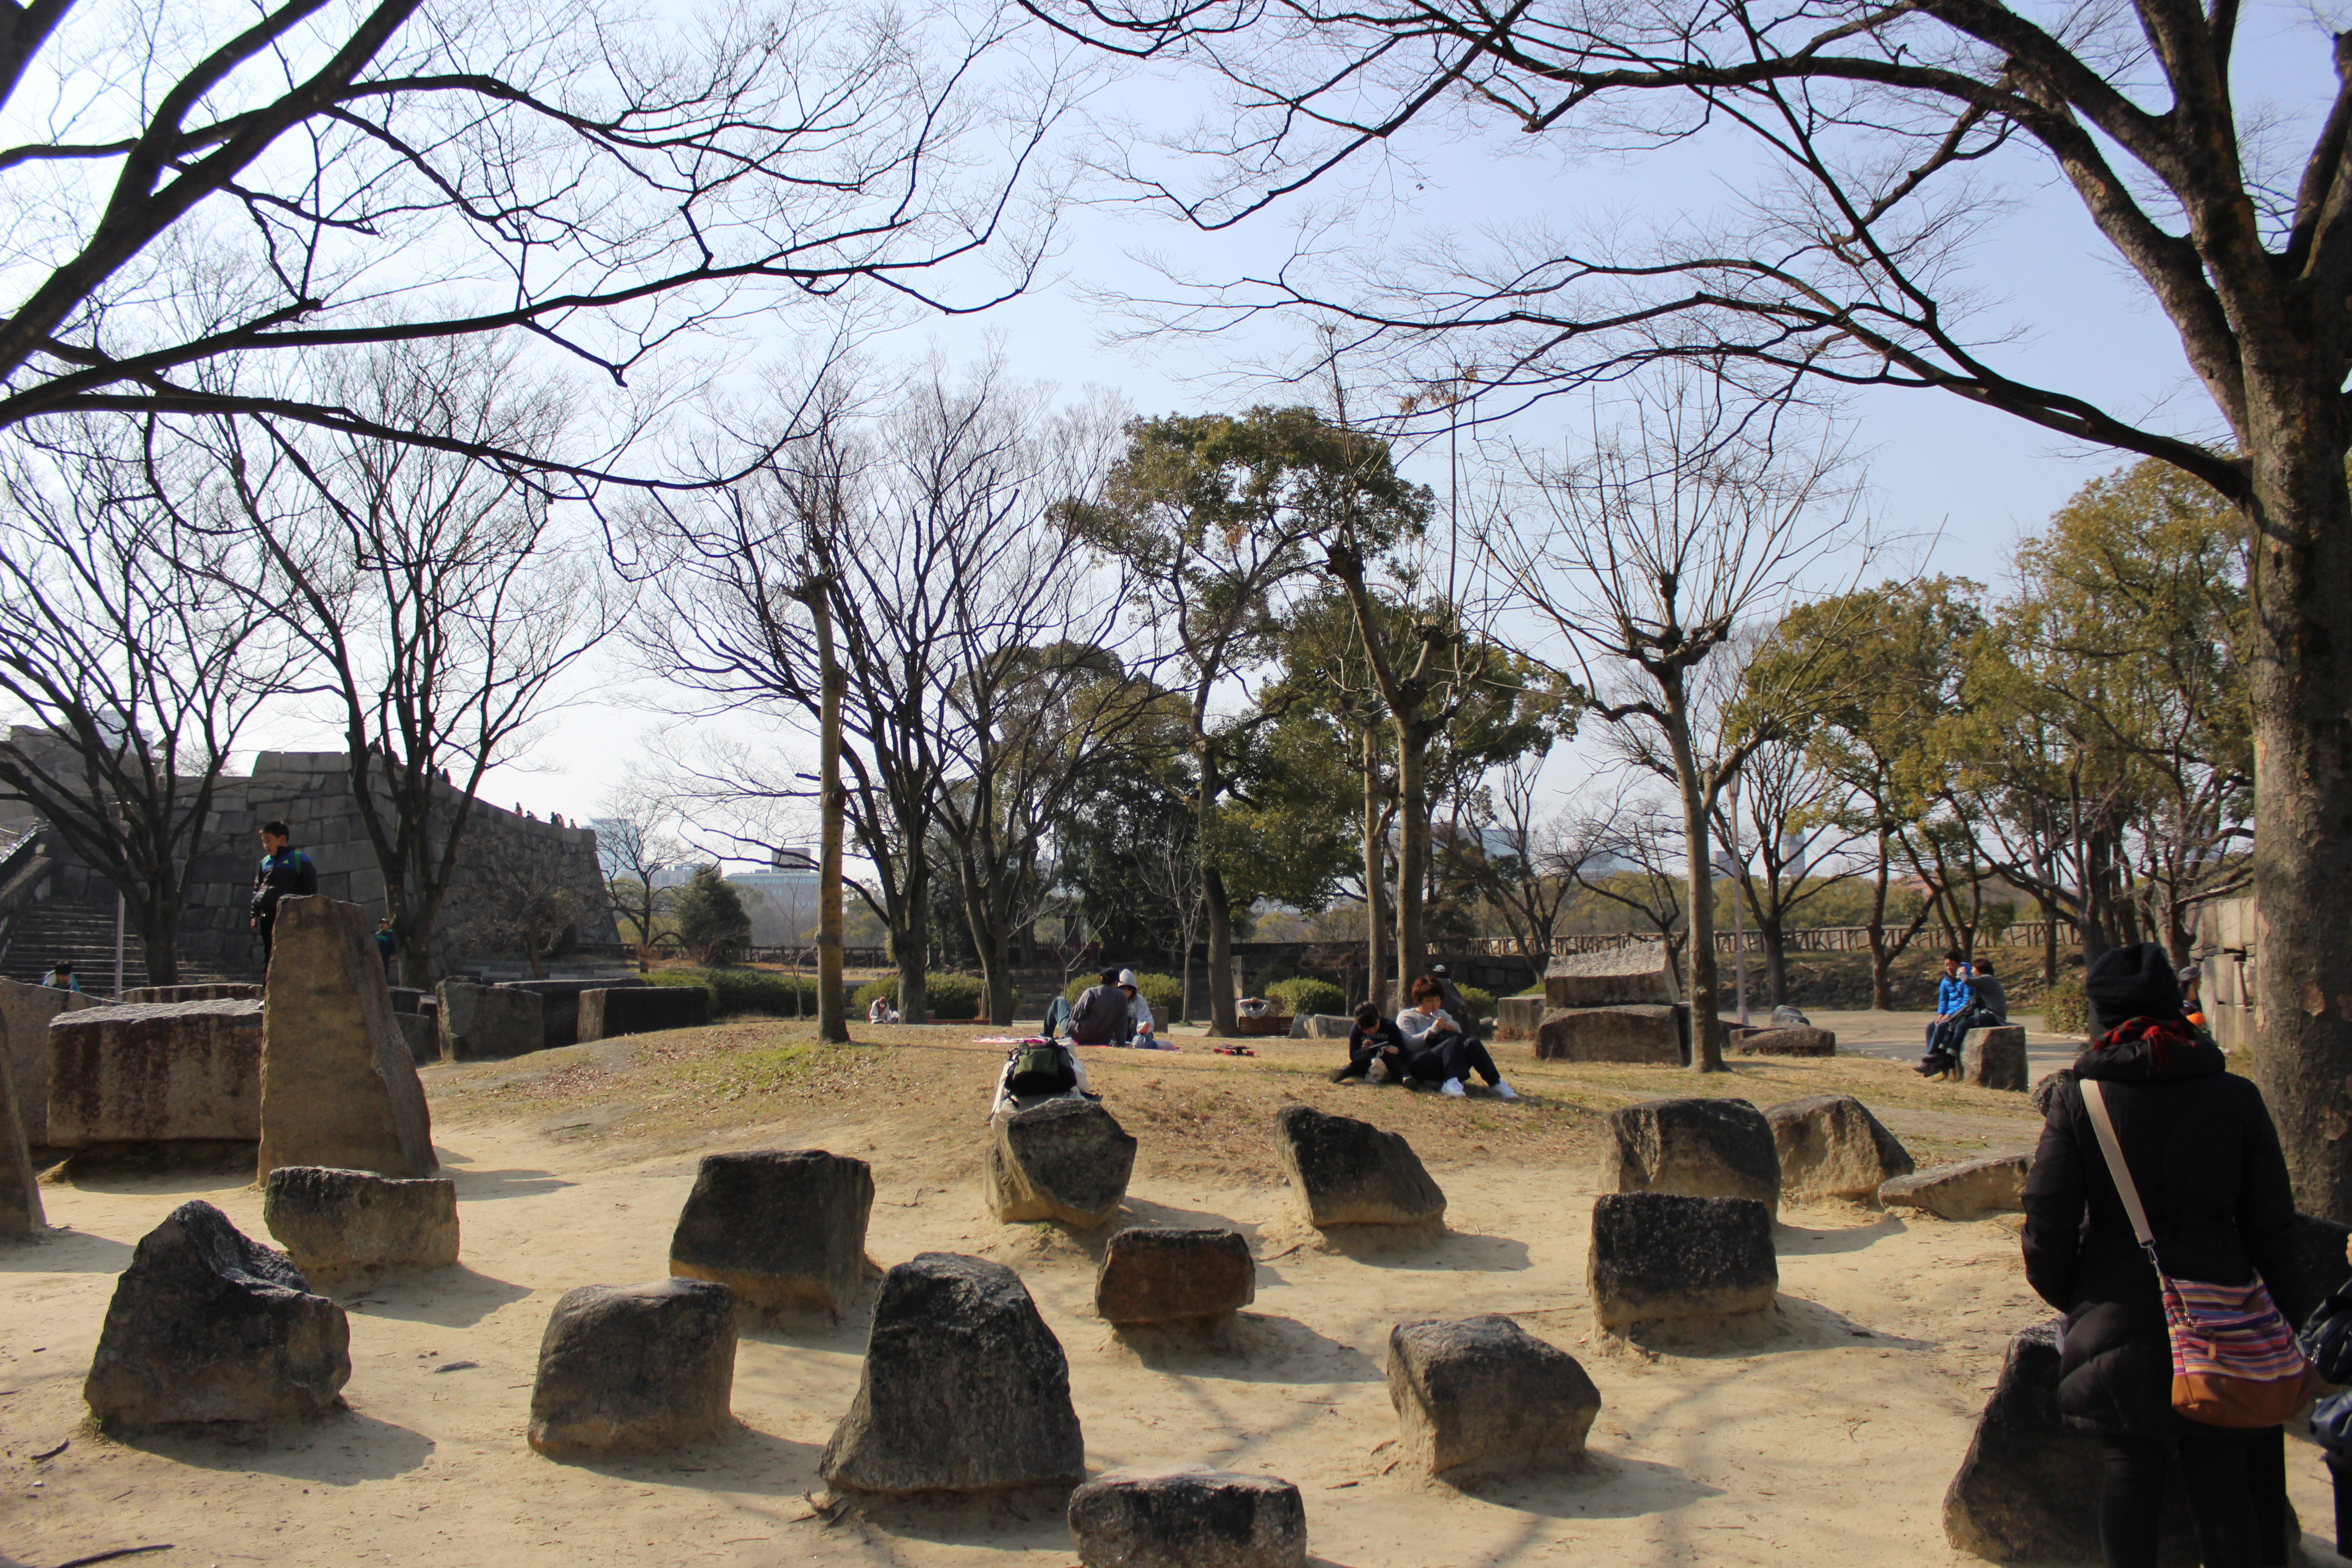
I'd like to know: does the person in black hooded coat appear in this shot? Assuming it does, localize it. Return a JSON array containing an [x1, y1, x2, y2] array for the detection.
[[2021, 941, 2310, 1568]]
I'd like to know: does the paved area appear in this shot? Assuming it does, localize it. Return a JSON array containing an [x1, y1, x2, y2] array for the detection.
[[1793, 1006, 2079, 1081]]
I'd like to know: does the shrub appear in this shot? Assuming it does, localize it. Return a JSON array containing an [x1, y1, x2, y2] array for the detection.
[[852, 971, 986, 1019], [1268, 976, 1347, 1018], [1456, 984, 1495, 1018], [2041, 975, 2088, 1038], [648, 966, 850, 1019]]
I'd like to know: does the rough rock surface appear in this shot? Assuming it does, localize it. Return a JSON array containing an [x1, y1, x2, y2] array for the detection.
[[1765, 1094, 1914, 1202], [118, 983, 265, 1004], [257, 897, 436, 1181], [0, 975, 98, 1146], [0, 1054, 41, 1235], [1535, 1004, 1683, 1063], [1286, 1014, 1355, 1039], [1386, 1315, 1601, 1476], [984, 1098, 1137, 1228], [45, 1000, 264, 1146], [1273, 1104, 1446, 1228], [1494, 996, 1544, 1041], [1960, 1025, 2029, 1091], [668, 1148, 874, 1318], [83, 1200, 349, 1426], [435, 981, 544, 1062], [1770, 1004, 1811, 1027], [528, 1279, 738, 1457], [1588, 1192, 1778, 1331], [1879, 1153, 2031, 1220], [579, 985, 709, 1041], [1544, 951, 1677, 1007], [261, 1166, 460, 1283], [820, 1252, 1085, 1494], [395, 1014, 436, 1064], [1094, 1228, 1255, 1325], [1067, 1467, 1307, 1568], [1733, 1026, 1837, 1057], [1598, 1097, 1780, 1215]]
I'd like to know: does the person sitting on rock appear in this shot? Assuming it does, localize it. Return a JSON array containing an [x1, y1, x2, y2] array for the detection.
[[1330, 1001, 1410, 1083], [1067, 967, 1127, 1046], [1916, 949, 1983, 1076], [1395, 975, 1519, 1099], [1918, 956, 2008, 1078]]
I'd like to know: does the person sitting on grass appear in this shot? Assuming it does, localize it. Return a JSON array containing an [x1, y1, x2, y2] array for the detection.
[[1116, 968, 1171, 1049], [1395, 975, 1519, 1099], [866, 995, 899, 1025], [1067, 967, 1126, 1046], [1330, 1001, 1410, 1083]]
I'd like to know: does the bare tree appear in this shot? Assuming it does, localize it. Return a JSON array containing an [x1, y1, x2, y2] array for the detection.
[[594, 779, 686, 972], [1709, 735, 1866, 1004], [0, 423, 293, 983], [453, 834, 586, 982], [1439, 754, 1586, 970], [1565, 795, 1690, 969]]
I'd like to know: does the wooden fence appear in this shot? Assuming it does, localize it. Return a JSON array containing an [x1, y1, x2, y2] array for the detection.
[[1450, 920, 2077, 961]]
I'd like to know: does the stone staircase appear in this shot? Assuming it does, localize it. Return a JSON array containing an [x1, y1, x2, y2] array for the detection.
[[0, 883, 241, 998]]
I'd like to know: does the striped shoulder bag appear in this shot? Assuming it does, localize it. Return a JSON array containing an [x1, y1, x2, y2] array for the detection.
[[2081, 1078, 2319, 1426]]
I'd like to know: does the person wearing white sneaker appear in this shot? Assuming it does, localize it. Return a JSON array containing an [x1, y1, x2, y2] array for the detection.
[[1396, 977, 1516, 1097], [1440, 1078, 1466, 1097]]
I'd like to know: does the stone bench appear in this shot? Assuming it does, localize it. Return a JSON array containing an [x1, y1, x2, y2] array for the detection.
[[1598, 1097, 1779, 1214], [1960, 1025, 2028, 1091], [501, 976, 653, 1049], [1273, 1104, 1445, 1227], [118, 983, 264, 1004], [579, 985, 709, 1041], [1494, 995, 1544, 1040], [47, 999, 265, 1148], [436, 980, 543, 1062]]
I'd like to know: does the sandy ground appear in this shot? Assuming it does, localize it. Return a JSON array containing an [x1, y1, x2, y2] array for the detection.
[[2, 1021, 2343, 1568]]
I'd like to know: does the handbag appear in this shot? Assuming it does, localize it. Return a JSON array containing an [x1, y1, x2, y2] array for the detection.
[[2081, 1079, 2320, 1427], [2300, 1281, 2352, 1384]]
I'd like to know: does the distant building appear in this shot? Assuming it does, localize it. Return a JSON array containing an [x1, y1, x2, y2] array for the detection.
[[728, 848, 818, 946]]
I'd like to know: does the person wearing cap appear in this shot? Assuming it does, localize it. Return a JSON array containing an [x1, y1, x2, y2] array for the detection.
[[2020, 941, 2306, 1568], [1067, 966, 1127, 1046], [1114, 969, 1165, 1048]]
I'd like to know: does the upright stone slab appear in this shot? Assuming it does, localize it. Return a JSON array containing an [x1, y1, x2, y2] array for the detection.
[[1588, 1192, 1777, 1332], [1544, 950, 1677, 1007], [1765, 1094, 1914, 1202], [83, 1200, 349, 1426], [985, 1098, 1137, 1228], [1386, 1315, 1602, 1477], [579, 985, 709, 1040], [1286, 1014, 1354, 1040], [0, 976, 99, 1146], [262, 1166, 460, 1284], [820, 1252, 1085, 1495], [1494, 996, 1544, 1041], [1272, 1104, 1446, 1227], [528, 1279, 738, 1458], [1068, 1468, 1308, 1568], [258, 896, 435, 1180], [435, 980, 543, 1062], [395, 1014, 436, 1064], [668, 1148, 874, 1318], [45, 1000, 264, 1147], [0, 1051, 42, 1236], [1598, 1096, 1780, 1215], [500, 976, 652, 1049], [1960, 1026, 2029, 1091], [1535, 1005, 1682, 1063]]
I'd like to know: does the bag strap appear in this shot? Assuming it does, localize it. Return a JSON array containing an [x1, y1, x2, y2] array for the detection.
[[2081, 1079, 2160, 1257]]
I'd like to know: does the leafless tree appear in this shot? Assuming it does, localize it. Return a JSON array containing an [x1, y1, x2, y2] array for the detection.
[[1438, 754, 1586, 969], [1710, 735, 1867, 1005], [594, 779, 686, 972], [451, 833, 586, 981], [1565, 795, 1690, 969]]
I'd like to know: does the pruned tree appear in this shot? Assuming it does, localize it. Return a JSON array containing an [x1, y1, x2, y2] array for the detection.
[[1440, 754, 1589, 970], [1564, 795, 1690, 967], [595, 779, 687, 971]]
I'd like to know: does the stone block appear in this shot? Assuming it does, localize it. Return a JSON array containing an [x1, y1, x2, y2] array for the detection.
[[528, 1279, 737, 1458], [1765, 1094, 1914, 1202], [1960, 1025, 2029, 1091], [46, 1000, 264, 1147], [821, 1252, 1085, 1494], [118, 983, 264, 1004], [436, 980, 543, 1062], [1734, 1026, 1837, 1057], [0, 1051, 40, 1236], [83, 1200, 349, 1426], [985, 1098, 1137, 1228], [1544, 949, 1677, 1007], [669, 1149, 874, 1318], [1067, 1467, 1306, 1568], [1598, 1096, 1780, 1215], [386, 986, 427, 1014], [1094, 1228, 1255, 1325], [1273, 1103, 1445, 1227], [500, 977, 651, 1050], [261, 1166, 460, 1284], [1386, 1315, 1601, 1477], [1286, 1013, 1354, 1039], [0, 977, 98, 1146], [1534, 1004, 1681, 1063], [1880, 1153, 2031, 1220], [396, 1014, 436, 1064], [579, 985, 709, 1040], [1494, 995, 1544, 1041], [257, 897, 436, 1181], [1588, 1192, 1777, 1331]]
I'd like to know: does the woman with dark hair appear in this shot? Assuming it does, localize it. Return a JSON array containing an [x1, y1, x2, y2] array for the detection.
[[1395, 975, 1518, 1099], [2021, 941, 2308, 1568]]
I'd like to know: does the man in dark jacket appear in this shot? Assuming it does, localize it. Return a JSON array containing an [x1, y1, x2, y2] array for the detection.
[[1330, 1002, 1411, 1083], [1067, 968, 1127, 1046], [2021, 941, 2307, 1568], [249, 819, 318, 967]]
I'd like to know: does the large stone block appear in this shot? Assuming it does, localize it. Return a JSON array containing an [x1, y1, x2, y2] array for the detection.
[[395, 1014, 436, 1064], [1960, 1026, 2029, 1091], [1598, 1096, 1780, 1215], [1588, 1192, 1777, 1332], [0, 977, 99, 1145], [83, 1200, 349, 1426], [1494, 996, 1544, 1041], [1094, 1227, 1255, 1326], [257, 897, 436, 1180], [1544, 949, 1678, 1007], [579, 985, 709, 1040], [46, 1000, 264, 1147], [985, 1098, 1137, 1228], [1386, 1315, 1601, 1477], [1880, 1153, 2030, 1220], [0, 1052, 40, 1236], [1534, 1005, 1682, 1063], [261, 1166, 460, 1284], [1273, 1103, 1446, 1227], [669, 1148, 874, 1318], [528, 1279, 738, 1458], [1734, 1026, 1837, 1057], [1765, 1094, 1914, 1202], [1286, 1013, 1354, 1039], [118, 983, 264, 1004], [435, 980, 543, 1062], [1067, 1467, 1307, 1568], [821, 1252, 1085, 1495], [500, 977, 651, 1049]]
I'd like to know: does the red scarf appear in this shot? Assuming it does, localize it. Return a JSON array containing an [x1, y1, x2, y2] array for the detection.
[[2093, 1015, 2200, 1073]]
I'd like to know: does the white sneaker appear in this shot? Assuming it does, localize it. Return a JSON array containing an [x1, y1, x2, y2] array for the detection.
[[1492, 1081, 1519, 1101], [1441, 1078, 1466, 1098]]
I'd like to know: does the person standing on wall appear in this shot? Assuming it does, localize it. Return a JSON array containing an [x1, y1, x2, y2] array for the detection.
[[249, 819, 318, 969]]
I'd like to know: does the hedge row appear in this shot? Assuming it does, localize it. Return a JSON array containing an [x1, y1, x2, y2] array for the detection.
[[850, 972, 987, 1020], [646, 966, 848, 1019]]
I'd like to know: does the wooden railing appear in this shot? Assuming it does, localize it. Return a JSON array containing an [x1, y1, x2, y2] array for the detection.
[[1448, 919, 2078, 960]]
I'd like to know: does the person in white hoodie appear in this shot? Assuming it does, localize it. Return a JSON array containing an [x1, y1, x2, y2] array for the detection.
[[1116, 969, 1172, 1048], [1395, 975, 1518, 1098]]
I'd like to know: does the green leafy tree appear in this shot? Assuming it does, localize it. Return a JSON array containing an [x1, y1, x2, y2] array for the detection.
[[671, 866, 752, 967]]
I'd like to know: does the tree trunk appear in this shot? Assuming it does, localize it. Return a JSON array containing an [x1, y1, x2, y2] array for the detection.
[[1393, 719, 1430, 1003], [1757, 907, 1786, 1006], [893, 857, 929, 1024], [1200, 747, 1238, 1037], [1362, 724, 1387, 1013], [1867, 828, 1893, 1011], [2037, 890, 2059, 986], [138, 921, 176, 990], [1664, 685, 1724, 1071], [2243, 403, 2352, 1221], [811, 591, 850, 1044]]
